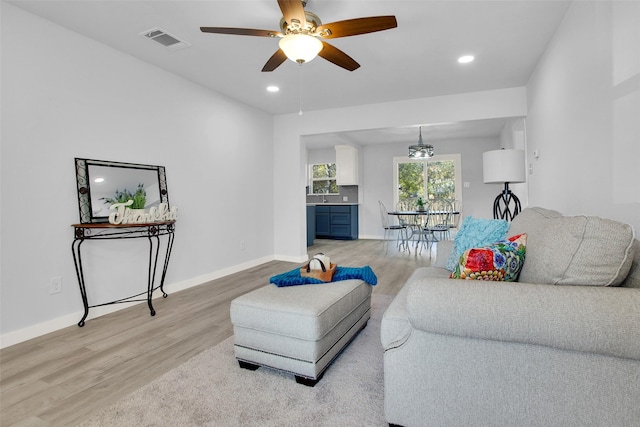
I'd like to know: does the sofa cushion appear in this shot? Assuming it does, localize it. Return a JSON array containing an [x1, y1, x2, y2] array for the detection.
[[451, 233, 527, 281], [621, 239, 640, 288], [445, 216, 510, 271], [509, 207, 635, 286]]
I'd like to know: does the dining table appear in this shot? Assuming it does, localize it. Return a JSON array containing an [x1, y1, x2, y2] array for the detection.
[[387, 210, 460, 254]]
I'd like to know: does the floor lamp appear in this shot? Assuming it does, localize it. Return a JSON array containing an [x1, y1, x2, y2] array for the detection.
[[483, 149, 526, 221]]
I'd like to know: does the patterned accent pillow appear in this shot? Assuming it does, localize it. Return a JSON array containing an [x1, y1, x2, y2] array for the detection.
[[445, 216, 510, 271], [450, 233, 527, 282]]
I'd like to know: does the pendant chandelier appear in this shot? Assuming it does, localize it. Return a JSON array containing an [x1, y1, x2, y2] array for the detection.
[[408, 127, 434, 158]]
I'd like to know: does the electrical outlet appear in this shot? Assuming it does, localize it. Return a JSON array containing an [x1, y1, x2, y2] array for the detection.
[[49, 276, 62, 294], [240, 240, 245, 251]]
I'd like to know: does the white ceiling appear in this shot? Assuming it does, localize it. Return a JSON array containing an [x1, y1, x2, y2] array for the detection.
[[9, 0, 571, 147], [302, 117, 513, 149]]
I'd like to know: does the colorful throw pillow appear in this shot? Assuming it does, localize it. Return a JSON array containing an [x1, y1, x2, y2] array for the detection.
[[445, 216, 510, 271], [450, 233, 527, 281]]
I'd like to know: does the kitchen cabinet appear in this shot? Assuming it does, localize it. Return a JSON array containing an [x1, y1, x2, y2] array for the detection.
[[315, 206, 330, 237], [315, 205, 358, 240], [335, 145, 358, 186], [306, 205, 316, 246]]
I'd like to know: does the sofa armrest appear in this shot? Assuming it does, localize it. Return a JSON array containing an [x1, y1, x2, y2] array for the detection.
[[406, 278, 640, 360], [381, 267, 451, 349]]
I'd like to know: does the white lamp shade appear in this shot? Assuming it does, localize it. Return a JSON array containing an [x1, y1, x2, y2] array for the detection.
[[279, 34, 323, 64], [483, 149, 526, 183]]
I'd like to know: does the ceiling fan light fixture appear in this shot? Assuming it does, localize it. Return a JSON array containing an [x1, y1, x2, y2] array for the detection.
[[279, 34, 323, 64], [408, 127, 435, 158], [201, 2, 396, 72]]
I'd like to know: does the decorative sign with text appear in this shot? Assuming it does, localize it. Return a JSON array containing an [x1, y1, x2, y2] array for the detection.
[[108, 200, 178, 225]]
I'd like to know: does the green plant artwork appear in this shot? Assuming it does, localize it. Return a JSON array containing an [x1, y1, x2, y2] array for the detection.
[[101, 183, 146, 209]]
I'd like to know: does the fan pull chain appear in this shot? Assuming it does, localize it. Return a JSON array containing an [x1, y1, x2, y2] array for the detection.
[[298, 64, 304, 116]]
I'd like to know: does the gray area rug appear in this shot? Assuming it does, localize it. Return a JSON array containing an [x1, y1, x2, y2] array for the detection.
[[81, 293, 394, 426]]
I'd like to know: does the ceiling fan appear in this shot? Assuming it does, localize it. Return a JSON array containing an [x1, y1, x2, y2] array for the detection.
[[200, 0, 397, 72]]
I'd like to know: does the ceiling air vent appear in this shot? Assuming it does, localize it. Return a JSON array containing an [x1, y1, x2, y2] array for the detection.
[[140, 27, 191, 51]]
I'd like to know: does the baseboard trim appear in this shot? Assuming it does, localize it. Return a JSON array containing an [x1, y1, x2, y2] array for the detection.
[[357, 235, 384, 240], [0, 255, 276, 349], [273, 253, 309, 263]]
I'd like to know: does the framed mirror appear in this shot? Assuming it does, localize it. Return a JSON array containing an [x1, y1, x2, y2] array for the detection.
[[74, 158, 169, 223]]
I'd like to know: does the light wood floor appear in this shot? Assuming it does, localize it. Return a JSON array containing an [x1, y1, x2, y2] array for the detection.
[[0, 238, 435, 426]]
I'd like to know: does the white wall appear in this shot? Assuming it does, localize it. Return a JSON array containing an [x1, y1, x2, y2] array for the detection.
[[1, 4, 275, 345], [526, 0, 640, 231], [307, 148, 336, 165], [274, 88, 528, 260], [499, 117, 528, 209]]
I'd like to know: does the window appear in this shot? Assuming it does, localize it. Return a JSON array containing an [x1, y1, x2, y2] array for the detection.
[[393, 154, 462, 206], [309, 163, 339, 194]]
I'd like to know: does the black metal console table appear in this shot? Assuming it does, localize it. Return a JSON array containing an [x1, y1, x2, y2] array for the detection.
[[71, 221, 176, 327]]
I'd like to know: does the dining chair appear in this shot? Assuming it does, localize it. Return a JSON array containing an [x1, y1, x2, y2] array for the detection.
[[397, 198, 431, 253], [396, 199, 419, 240], [379, 201, 408, 253], [424, 198, 454, 243], [449, 199, 463, 237]]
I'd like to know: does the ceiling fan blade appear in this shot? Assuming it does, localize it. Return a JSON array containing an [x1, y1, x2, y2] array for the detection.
[[200, 27, 282, 38], [316, 16, 397, 39], [262, 49, 288, 72], [318, 42, 360, 71], [277, 0, 307, 28]]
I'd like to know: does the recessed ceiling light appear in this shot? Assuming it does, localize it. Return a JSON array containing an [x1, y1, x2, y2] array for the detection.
[[458, 55, 475, 64], [267, 86, 280, 92]]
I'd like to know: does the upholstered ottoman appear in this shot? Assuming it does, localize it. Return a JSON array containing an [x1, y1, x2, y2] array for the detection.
[[230, 279, 371, 386]]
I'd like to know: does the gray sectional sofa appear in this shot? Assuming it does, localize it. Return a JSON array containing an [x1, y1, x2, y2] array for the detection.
[[381, 207, 640, 427]]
